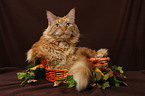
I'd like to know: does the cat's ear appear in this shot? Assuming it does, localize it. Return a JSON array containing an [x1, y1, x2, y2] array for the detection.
[[66, 8, 75, 22], [46, 10, 56, 25]]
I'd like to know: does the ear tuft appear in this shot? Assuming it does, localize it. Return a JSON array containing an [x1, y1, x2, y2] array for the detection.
[[46, 10, 56, 25], [66, 8, 75, 22]]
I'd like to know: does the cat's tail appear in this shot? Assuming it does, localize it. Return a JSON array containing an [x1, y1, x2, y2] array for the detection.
[[69, 55, 92, 91]]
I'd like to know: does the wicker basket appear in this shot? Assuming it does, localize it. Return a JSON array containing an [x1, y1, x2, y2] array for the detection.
[[88, 57, 110, 68], [40, 56, 110, 82], [40, 57, 68, 82]]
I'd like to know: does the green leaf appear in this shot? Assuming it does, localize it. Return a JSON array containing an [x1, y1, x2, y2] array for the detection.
[[53, 81, 62, 87], [26, 62, 37, 69], [65, 75, 77, 88], [117, 66, 124, 73], [111, 65, 118, 71], [112, 77, 122, 87], [117, 66, 122, 70], [110, 76, 117, 84], [68, 80, 77, 88], [103, 74, 109, 81], [112, 76, 117, 82], [65, 75, 73, 81], [17, 72, 26, 79], [102, 81, 110, 90], [115, 82, 120, 87]]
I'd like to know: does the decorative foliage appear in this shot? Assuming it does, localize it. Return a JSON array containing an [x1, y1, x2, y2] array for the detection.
[[89, 65, 128, 90], [53, 75, 77, 88], [17, 71, 36, 86], [65, 75, 77, 88], [17, 72, 26, 79], [102, 81, 110, 89], [17, 57, 128, 90], [17, 62, 45, 86]]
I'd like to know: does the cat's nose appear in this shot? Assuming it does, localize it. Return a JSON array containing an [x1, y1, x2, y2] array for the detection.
[[62, 28, 66, 31]]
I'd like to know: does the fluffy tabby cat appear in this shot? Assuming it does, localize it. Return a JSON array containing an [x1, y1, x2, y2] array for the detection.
[[27, 8, 107, 91]]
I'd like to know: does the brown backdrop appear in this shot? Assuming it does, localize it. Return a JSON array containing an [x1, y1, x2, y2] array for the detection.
[[0, 0, 145, 71]]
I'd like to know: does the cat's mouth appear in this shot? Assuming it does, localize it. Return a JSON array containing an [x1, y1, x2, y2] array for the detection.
[[53, 31, 75, 40]]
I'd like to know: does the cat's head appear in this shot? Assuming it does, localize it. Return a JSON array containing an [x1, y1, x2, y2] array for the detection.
[[44, 8, 80, 44]]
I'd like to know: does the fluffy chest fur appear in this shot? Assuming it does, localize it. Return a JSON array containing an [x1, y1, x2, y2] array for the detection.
[[46, 43, 77, 69], [33, 37, 77, 69]]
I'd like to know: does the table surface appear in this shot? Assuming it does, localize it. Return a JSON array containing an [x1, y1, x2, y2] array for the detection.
[[0, 67, 145, 96]]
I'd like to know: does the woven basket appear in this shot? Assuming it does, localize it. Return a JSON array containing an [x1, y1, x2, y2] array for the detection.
[[40, 56, 110, 82], [40, 57, 68, 82], [88, 57, 110, 68]]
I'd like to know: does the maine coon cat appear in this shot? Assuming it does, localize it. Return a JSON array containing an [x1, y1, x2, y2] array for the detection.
[[26, 8, 107, 91]]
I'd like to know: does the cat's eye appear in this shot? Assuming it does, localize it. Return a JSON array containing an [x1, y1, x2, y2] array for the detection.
[[66, 23, 70, 27], [56, 24, 60, 27]]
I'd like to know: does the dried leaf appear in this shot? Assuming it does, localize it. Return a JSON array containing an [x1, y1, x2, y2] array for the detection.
[[118, 81, 128, 87], [90, 83, 96, 87], [123, 75, 127, 79], [122, 82, 128, 87], [29, 64, 44, 70], [53, 81, 62, 87], [108, 71, 113, 77], [97, 83, 102, 88], [95, 68, 104, 76], [96, 72, 102, 81], [27, 79, 37, 83]]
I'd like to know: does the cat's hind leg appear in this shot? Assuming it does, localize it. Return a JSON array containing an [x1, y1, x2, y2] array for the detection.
[[69, 55, 92, 91]]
